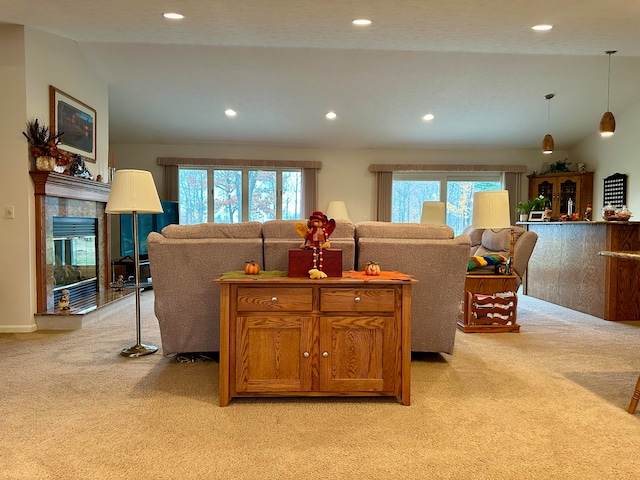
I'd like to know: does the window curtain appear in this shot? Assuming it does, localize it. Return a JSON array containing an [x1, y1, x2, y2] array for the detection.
[[164, 165, 179, 201], [503, 172, 523, 224], [375, 171, 393, 221], [302, 167, 318, 217]]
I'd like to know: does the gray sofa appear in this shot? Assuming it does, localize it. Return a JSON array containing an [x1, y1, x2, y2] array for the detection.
[[147, 222, 264, 355], [355, 222, 471, 354], [148, 220, 471, 356]]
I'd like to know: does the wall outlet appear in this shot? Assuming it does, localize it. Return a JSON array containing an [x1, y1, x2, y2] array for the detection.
[[5, 206, 15, 219]]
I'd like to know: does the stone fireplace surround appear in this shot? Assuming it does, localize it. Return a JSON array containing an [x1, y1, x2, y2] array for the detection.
[[30, 171, 115, 314]]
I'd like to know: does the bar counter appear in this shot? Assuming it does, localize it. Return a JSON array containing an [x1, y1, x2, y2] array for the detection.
[[520, 221, 640, 321]]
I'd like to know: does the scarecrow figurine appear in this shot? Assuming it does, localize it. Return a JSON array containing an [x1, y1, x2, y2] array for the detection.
[[295, 211, 336, 249], [295, 211, 336, 277]]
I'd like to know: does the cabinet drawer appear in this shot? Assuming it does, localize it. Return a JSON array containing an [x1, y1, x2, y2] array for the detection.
[[236, 287, 312, 312], [320, 287, 395, 312]]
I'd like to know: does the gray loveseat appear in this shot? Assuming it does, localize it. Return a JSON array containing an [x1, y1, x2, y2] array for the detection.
[[148, 220, 471, 356]]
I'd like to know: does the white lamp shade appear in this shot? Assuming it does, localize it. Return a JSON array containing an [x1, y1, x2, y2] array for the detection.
[[421, 201, 446, 224], [105, 169, 163, 214], [472, 190, 511, 229], [326, 200, 349, 220]]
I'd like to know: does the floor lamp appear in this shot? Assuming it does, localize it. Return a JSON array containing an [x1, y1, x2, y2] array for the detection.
[[472, 190, 514, 273], [106, 169, 163, 357]]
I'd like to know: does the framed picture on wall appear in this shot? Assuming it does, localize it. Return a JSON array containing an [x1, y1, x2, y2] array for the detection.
[[49, 85, 97, 162]]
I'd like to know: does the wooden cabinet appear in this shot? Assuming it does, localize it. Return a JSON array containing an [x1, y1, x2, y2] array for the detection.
[[528, 171, 593, 220], [217, 275, 415, 406], [458, 274, 519, 333]]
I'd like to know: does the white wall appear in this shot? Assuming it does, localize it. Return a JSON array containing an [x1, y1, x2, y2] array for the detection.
[[0, 26, 109, 332], [570, 102, 640, 218], [112, 143, 565, 220], [0, 26, 31, 332]]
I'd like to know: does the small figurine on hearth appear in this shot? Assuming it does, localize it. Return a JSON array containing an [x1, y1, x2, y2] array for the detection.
[[114, 274, 125, 291], [58, 289, 70, 310]]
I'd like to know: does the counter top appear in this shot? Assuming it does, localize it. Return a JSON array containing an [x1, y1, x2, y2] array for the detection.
[[518, 221, 638, 225], [598, 251, 640, 260]]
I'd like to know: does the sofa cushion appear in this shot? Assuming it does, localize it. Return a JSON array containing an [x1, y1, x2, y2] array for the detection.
[[474, 227, 525, 256], [355, 221, 454, 240], [161, 222, 263, 239]]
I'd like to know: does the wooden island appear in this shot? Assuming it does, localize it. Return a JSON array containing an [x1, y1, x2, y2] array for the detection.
[[523, 221, 640, 321]]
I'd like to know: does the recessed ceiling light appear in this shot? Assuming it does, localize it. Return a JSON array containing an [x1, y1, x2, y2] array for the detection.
[[325, 111, 337, 119], [352, 19, 372, 26], [163, 12, 184, 20], [422, 113, 435, 121], [225, 109, 237, 117], [532, 24, 553, 31]]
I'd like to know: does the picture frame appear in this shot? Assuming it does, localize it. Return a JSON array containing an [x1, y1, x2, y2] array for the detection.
[[528, 211, 545, 222], [49, 85, 96, 162]]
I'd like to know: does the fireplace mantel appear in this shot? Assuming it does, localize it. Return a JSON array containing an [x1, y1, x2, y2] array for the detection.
[[30, 171, 112, 313], [30, 171, 111, 202]]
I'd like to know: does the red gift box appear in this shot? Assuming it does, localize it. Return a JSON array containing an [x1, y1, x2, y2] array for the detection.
[[288, 249, 343, 277]]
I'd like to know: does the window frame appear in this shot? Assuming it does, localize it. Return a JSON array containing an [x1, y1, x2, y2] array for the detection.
[[178, 165, 302, 224]]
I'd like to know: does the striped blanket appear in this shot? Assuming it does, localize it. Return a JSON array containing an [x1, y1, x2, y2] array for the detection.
[[467, 254, 508, 271]]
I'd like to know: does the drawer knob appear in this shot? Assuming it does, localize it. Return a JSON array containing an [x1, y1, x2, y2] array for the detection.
[[303, 351, 310, 358], [271, 296, 278, 302], [354, 296, 361, 303], [322, 351, 329, 358]]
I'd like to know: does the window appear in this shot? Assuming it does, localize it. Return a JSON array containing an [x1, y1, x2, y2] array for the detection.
[[392, 173, 502, 234], [179, 167, 302, 224]]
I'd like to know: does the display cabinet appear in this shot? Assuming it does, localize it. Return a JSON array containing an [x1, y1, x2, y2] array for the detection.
[[528, 171, 593, 220]]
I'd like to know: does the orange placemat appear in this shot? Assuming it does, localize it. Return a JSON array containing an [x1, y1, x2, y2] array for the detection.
[[342, 270, 413, 281]]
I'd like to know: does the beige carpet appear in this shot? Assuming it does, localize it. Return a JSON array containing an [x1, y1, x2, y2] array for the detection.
[[1, 291, 639, 479]]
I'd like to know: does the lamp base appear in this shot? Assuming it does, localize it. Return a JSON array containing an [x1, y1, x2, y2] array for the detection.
[[121, 343, 158, 357]]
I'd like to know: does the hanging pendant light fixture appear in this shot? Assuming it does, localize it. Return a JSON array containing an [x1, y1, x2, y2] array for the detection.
[[542, 93, 555, 154], [599, 50, 617, 138]]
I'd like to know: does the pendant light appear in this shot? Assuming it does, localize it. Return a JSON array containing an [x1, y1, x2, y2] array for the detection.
[[542, 93, 555, 154], [599, 50, 617, 138]]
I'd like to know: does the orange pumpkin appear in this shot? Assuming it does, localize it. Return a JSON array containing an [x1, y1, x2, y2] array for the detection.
[[244, 261, 260, 275], [364, 261, 381, 276]]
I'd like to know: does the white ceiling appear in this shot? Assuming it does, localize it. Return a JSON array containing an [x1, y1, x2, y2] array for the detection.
[[2, 0, 640, 150]]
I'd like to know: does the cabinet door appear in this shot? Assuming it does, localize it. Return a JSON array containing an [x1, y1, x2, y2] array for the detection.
[[555, 176, 578, 216], [236, 315, 317, 393], [533, 179, 554, 207], [318, 315, 399, 394]]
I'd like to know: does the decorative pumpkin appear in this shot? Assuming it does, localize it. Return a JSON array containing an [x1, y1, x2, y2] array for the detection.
[[244, 261, 260, 275], [364, 261, 381, 276]]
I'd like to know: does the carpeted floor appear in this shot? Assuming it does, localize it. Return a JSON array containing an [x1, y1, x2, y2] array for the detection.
[[1, 291, 639, 479]]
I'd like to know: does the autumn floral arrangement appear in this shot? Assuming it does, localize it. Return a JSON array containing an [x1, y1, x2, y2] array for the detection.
[[22, 119, 70, 171]]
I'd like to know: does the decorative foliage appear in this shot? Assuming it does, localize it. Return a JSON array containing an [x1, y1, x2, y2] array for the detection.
[[547, 159, 571, 173], [22, 119, 69, 166]]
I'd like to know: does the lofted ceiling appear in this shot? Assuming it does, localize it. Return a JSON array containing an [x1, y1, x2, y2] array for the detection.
[[2, 0, 640, 150]]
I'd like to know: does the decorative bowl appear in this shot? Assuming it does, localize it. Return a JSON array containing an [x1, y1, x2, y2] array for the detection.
[[604, 214, 631, 221]]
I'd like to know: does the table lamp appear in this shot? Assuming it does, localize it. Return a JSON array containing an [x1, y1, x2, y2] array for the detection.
[[326, 200, 349, 220], [106, 169, 163, 357], [472, 190, 514, 273], [421, 201, 446, 224]]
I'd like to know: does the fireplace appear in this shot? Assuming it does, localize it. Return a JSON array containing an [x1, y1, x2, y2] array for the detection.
[[52, 217, 99, 306], [30, 171, 112, 313]]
